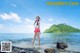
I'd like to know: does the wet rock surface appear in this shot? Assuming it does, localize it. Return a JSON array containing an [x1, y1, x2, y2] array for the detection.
[[12, 46, 40, 53]]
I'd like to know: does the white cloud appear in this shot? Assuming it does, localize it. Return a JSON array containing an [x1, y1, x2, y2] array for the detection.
[[48, 18, 54, 22], [0, 17, 53, 33], [25, 18, 34, 23], [0, 12, 21, 22], [6, 25, 34, 33], [11, 4, 16, 7], [24, 18, 34, 25]]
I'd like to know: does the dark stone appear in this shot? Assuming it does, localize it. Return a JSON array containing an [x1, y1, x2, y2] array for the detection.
[[56, 42, 68, 49]]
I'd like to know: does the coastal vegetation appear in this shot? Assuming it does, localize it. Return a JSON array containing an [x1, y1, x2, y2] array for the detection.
[[44, 23, 80, 33]]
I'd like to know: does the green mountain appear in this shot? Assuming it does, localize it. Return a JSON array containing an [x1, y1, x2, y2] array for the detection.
[[44, 23, 80, 33]]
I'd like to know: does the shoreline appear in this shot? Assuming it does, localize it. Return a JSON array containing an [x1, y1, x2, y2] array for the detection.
[[13, 41, 80, 53]]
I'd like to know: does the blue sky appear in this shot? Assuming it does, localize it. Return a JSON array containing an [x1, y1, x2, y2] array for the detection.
[[0, 0, 80, 33]]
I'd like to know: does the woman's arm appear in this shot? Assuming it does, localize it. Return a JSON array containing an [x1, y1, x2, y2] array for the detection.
[[34, 21, 36, 25]]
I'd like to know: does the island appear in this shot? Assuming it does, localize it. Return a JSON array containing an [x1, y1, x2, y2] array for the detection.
[[44, 23, 80, 33]]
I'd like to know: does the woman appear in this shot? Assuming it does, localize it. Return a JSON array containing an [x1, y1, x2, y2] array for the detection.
[[32, 16, 41, 46]]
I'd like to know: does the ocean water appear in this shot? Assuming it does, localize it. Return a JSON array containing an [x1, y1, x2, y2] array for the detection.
[[0, 33, 80, 52]]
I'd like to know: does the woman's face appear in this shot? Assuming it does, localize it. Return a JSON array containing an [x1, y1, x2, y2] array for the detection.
[[36, 16, 40, 21]]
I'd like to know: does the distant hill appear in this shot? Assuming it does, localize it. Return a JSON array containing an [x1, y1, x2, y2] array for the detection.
[[44, 23, 80, 33]]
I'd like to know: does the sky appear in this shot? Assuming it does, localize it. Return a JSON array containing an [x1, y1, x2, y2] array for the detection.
[[0, 0, 80, 33]]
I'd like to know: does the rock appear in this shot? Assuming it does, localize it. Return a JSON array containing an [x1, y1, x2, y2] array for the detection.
[[56, 42, 68, 49], [12, 46, 40, 53], [44, 48, 58, 53]]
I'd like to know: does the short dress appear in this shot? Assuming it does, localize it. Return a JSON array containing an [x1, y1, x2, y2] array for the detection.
[[34, 27, 40, 33]]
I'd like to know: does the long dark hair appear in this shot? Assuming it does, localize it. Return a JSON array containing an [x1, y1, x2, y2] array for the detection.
[[34, 16, 40, 25]]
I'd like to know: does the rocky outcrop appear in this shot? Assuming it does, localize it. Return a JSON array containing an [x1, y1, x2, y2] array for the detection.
[[56, 42, 68, 49], [12, 46, 40, 53]]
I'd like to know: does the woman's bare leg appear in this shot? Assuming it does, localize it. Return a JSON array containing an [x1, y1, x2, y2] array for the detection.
[[37, 32, 40, 46], [32, 32, 37, 46]]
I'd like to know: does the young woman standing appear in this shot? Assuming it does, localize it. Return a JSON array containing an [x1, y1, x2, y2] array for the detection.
[[32, 16, 41, 46]]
